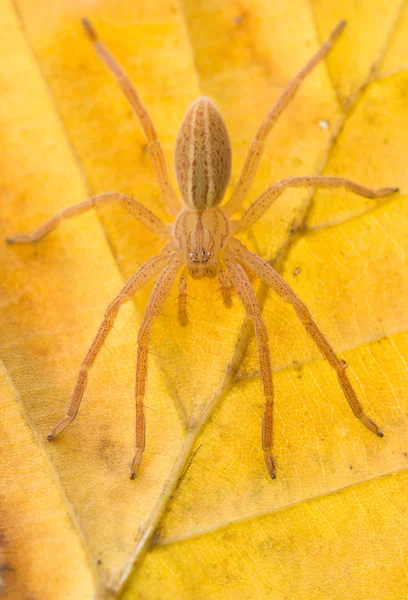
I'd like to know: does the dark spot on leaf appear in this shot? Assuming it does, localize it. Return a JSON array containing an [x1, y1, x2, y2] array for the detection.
[[0, 562, 14, 573], [151, 528, 162, 546]]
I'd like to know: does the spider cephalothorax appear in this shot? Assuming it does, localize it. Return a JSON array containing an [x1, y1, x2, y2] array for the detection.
[[8, 19, 397, 480], [174, 204, 230, 278]]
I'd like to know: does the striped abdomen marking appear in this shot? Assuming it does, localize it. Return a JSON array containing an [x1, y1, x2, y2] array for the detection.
[[174, 97, 232, 209]]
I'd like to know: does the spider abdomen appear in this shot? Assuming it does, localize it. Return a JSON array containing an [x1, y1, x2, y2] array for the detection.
[[174, 97, 232, 210]]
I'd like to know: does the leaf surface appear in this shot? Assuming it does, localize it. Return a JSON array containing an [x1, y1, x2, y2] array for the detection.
[[0, 1, 407, 598]]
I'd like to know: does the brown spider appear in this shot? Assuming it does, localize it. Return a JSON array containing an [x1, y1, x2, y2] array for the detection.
[[7, 19, 397, 480]]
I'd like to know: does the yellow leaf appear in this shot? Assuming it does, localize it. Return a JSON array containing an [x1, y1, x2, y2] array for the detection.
[[0, 1, 407, 598], [0, 360, 94, 598]]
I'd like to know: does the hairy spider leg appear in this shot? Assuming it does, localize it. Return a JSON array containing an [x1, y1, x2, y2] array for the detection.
[[6, 192, 169, 244], [82, 18, 180, 217], [131, 256, 181, 478], [234, 176, 399, 233], [224, 20, 346, 216], [225, 257, 276, 478], [231, 238, 384, 439], [47, 246, 173, 441]]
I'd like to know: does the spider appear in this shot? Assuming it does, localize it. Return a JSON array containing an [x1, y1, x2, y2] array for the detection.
[[7, 19, 397, 480]]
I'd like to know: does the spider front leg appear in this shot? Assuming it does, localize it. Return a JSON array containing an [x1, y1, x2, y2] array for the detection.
[[47, 246, 172, 441], [224, 20, 346, 216], [231, 238, 383, 437], [225, 256, 276, 478], [82, 19, 180, 217], [131, 256, 181, 478], [6, 192, 169, 243]]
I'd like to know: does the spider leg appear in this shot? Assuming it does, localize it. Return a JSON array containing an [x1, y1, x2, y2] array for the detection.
[[225, 255, 276, 478], [82, 19, 180, 217], [230, 238, 383, 437], [178, 266, 189, 326], [6, 192, 169, 244], [47, 245, 173, 441], [224, 21, 346, 216], [234, 176, 398, 233], [218, 268, 233, 308], [131, 255, 181, 478]]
